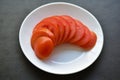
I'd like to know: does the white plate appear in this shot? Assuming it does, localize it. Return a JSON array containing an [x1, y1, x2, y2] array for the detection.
[[19, 2, 104, 75]]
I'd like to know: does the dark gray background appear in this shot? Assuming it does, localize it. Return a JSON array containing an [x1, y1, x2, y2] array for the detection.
[[0, 0, 120, 80]]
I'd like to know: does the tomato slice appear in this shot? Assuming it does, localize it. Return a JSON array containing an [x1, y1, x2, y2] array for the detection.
[[33, 17, 59, 46], [31, 15, 98, 60], [34, 36, 54, 59], [59, 16, 70, 43], [50, 16, 65, 45], [80, 31, 97, 50], [61, 15, 77, 42], [31, 28, 55, 49], [74, 26, 92, 46], [69, 20, 85, 43]]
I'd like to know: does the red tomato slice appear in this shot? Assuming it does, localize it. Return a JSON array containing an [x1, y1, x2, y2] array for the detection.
[[31, 15, 98, 60], [34, 36, 54, 59], [61, 15, 77, 42], [80, 31, 97, 50], [31, 28, 55, 49], [74, 26, 92, 46], [33, 17, 59, 46], [58, 16, 70, 43], [69, 20, 85, 43], [50, 16, 65, 45]]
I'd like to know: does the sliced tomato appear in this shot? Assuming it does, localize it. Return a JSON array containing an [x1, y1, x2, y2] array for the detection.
[[80, 31, 97, 50], [61, 15, 77, 42], [74, 26, 92, 46], [59, 16, 70, 43], [34, 36, 54, 60], [69, 20, 85, 43], [33, 17, 59, 46], [50, 16, 65, 45], [31, 28, 55, 49]]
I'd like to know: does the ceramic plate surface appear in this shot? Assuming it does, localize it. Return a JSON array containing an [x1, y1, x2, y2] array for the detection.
[[19, 2, 104, 74]]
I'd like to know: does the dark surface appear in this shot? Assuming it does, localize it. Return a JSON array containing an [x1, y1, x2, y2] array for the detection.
[[0, 0, 120, 80]]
